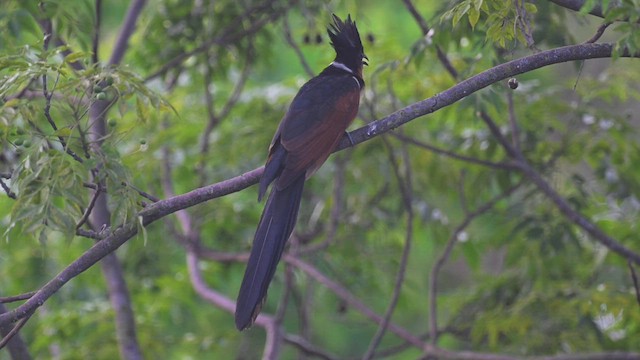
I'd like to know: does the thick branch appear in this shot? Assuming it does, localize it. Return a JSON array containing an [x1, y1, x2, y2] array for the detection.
[[0, 167, 261, 327], [1, 42, 637, 330], [422, 345, 640, 360], [339, 43, 635, 151], [108, 0, 147, 66], [548, 0, 605, 18]]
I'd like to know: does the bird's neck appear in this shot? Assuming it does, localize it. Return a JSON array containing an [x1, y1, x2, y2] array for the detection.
[[320, 61, 364, 89]]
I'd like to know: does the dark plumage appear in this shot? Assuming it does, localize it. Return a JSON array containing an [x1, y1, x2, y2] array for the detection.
[[327, 14, 367, 73], [235, 14, 367, 331]]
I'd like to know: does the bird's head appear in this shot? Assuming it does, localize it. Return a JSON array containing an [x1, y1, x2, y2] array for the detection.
[[328, 14, 368, 78]]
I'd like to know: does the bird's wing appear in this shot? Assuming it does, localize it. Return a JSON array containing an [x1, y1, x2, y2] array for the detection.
[[274, 75, 361, 190]]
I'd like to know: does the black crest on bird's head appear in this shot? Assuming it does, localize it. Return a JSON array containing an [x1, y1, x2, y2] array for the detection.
[[327, 14, 367, 74]]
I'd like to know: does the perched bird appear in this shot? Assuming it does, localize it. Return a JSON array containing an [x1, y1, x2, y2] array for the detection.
[[235, 14, 368, 330]]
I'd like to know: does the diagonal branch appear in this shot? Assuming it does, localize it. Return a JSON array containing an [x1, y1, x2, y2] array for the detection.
[[283, 14, 314, 77], [548, 0, 605, 18], [108, 0, 147, 66], [144, 1, 287, 82], [402, 0, 458, 79], [428, 180, 524, 345], [337, 43, 637, 151], [284, 255, 426, 349], [391, 132, 517, 171], [1, 41, 638, 334]]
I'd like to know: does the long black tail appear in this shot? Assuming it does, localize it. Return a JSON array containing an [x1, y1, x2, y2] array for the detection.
[[235, 175, 305, 330]]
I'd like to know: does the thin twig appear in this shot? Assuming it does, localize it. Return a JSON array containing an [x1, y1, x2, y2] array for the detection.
[[282, 334, 338, 360], [628, 260, 640, 307], [584, 22, 611, 44], [76, 228, 103, 240], [144, 0, 285, 82], [75, 185, 102, 229], [273, 264, 294, 334], [506, 91, 521, 152], [515, 0, 536, 49], [479, 111, 518, 158], [40, 17, 84, 163], [422, 344, 640, 360], [401, 0, 458, 79], [0, 178, 16, 199], [283, 14, 314, 77], [285, 255, 426, 349], [458, 170, 469, 215], [392, 132, 517, 171], [126, 182, 160, 203], [428, 180, 524, 345], [92, 0, 102, 64], [0, 292, 36, 304], [0, 313, 32, 349], [198, 43, 253, 183]]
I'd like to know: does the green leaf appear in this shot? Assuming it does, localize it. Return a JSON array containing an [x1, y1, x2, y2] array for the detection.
[[54, 127, 73, 138], [136, 96, 149, 123], [579, 0, 599, 15], [524, 3, 537, 14], [453, 2, 471, 27], [64, 51, 89, 65], [468, 7, 480, 28]]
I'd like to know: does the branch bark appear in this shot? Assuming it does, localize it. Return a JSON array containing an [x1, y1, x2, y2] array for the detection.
[[85, 1, 148, 359], [1, 41, 638, 337], [0, 303, 31, 360], [548, 0, 605, 18]]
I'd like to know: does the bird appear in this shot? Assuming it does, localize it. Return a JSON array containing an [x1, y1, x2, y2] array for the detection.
[[235, 14, 368, 331]]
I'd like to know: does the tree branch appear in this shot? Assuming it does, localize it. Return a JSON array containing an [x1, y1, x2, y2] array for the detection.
[[0, 304, 31, 360], [0, 292, 35, 304], [283, 14, 314, 77], [422, 344, 640, 360], [391, 132, 517, 171], [402, 0, 458, 79], [108, 0, 147, 66], [338, 43, 637, 151], [1, 41, 637, 336], [629, 260, 640, 307], [92, 0, 102, 65], [0, 177, 16, 199], [285, 255, 426, 349], [144, 1, 286, 82], [548, 0, 605, 18], [428, 180, 524, 346]]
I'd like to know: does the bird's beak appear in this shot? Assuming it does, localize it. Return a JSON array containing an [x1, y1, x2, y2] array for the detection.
[[363, 55, 369, 66]]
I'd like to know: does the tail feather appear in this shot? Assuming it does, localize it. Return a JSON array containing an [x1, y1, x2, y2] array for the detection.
[[235, 175, 305, 330]]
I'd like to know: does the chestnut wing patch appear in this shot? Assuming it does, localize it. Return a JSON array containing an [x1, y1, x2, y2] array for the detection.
[[274, 75, 360, 190]]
